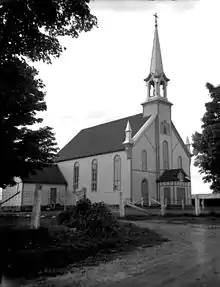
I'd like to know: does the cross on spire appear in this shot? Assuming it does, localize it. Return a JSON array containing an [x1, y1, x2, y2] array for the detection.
[[153, 13, 158, 27]]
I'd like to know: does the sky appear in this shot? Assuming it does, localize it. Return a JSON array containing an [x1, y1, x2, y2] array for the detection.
[[33, 0, 220, 195]]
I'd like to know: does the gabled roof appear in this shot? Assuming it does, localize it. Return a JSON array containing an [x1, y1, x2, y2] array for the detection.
[[157, 169, 190, 183], [55, 113, 151, 162], [22, 165, 67, 185], [171, 122, 192, 158]]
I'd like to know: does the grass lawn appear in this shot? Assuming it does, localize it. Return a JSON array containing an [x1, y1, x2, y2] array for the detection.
[[0, 214, 168, 281]]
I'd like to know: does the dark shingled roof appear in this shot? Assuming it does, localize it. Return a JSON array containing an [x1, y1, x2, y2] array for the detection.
[[157, 169, 190, 183], [22, 165, 67, 185], [56, 113, 151, 162]]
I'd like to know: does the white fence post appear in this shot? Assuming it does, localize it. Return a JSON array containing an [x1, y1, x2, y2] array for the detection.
[[119, 191, 125, 217], [165, 198, 168, 208], [141, 197, 144, 208], [1, 275, 22, 287], [161, 204, 166, 216], [201, 199, 205, 210], [181, 199, 184, 210], [195, 196, 201, 216], [30, 184, 42, 229]]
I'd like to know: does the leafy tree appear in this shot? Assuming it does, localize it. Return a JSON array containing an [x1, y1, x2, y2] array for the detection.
[[0, 0, 97, 63], [192, 83, 220, 193], [0, 57, 58, 188], [0, 0, 97, 187]]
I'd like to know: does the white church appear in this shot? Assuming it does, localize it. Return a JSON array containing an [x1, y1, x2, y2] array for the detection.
[[2, 16, 192, 210], [55, 16, 192, 207]]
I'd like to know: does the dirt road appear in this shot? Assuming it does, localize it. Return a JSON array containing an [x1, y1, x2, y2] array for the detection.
[[28, 220, 220, 287]]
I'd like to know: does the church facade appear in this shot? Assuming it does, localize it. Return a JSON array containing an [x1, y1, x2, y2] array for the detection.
[[56, 18, 192, 207]]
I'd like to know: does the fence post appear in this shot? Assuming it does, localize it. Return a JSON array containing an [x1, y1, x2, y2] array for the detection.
[[119, 191, 125, 217], [1, 275, 22, 287], [195, 196, 200, 216], [181, 199, 184, 210], [201, 199, 205, 210], [30, 184, 42, 229], [165, 198, 168, 208], [161, 204, 166, 216], [141, 197, 144, 208]]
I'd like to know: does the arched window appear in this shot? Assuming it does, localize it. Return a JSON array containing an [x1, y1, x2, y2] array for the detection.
[[163, 141, 169, 170], [177, 156, 183, 169], [142, 150, 147, 171], [91, 159, 98, 192], [73, 162, 79, 192], [113, 155, 121, 191]]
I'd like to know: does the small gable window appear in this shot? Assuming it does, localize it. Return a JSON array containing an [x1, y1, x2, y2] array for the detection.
[[91, 159, 98, 192], [73, 162, 79, 192], [113, 155, 121, 191], [163, 140, 169, 170], [177, 156, 183, 169], [178, 172, 184, 182], [142, 150, 147, 171], [161, 121, 170, 135]]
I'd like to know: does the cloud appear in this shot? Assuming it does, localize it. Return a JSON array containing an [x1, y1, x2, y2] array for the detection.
[[91, 0, 199, 12]]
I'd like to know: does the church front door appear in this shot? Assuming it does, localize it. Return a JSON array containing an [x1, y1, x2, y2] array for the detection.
[[141, 179, 149, 205], [164, 187, 171, 205], [176, 187, 186, 205]]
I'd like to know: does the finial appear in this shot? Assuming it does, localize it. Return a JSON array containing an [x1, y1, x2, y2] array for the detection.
[[125, 120, 132, 132], [186, 136, 190, 145], [123, 120, 133, 145], [153, 13, 158, 27]]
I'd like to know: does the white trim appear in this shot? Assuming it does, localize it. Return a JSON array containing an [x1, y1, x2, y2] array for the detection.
[[132, 113, 157, 146]]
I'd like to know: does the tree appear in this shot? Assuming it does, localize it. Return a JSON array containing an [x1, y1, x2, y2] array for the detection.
[[0, 57, 58, 188], [0, 0, 97, 187], [192, 83, 220, 193], [0, 0, 97, 63]]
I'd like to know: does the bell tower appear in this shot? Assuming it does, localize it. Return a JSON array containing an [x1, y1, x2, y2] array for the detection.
[[142, 13, 172, 118], [142, 14, 174, 202]]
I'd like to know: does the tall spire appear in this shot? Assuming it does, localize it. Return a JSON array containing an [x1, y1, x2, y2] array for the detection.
[[150, 13, 163, 75], [144, 14, 169, 102]]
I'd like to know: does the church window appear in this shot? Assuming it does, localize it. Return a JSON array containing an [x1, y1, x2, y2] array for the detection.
[[163, 140, 169, 170], [177, 156, 183, 169], [73, 162, 79, 192], [142, 150, 147, 171], [113, 155, 121, 191], [91, 159, 98, 192]]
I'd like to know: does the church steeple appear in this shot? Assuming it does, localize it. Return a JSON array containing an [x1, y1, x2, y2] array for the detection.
[[144, 14, 170, 102], [150, 13, 164, 76]]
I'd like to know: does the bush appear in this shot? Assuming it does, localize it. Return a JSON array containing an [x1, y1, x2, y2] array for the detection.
[[56, 206, 77, 225], [75, 198, 92, 216], [57, 199, 119, 238]]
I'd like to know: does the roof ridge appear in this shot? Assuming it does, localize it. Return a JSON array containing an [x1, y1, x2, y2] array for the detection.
[[81, 113, 142, 131]]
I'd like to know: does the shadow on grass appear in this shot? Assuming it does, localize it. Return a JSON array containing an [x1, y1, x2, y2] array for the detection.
[[0, 221, 168, 281]]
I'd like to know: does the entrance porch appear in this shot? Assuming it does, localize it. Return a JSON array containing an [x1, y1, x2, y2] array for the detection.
[[157, 169, 192, 206]]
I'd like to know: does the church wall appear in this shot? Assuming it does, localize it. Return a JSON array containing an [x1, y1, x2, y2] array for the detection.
[[171, 129, 190, 177], [142, 102, 158, 118], [57, 160, 77, 205], [21, 183, 66, 207], [57, 151, 130, 206], [172, 129, 192, 204], [132, 120, 157, 202], [158, 103, 171, 123], [158, 103, 172, 174], [2, 183, 22, 207]]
